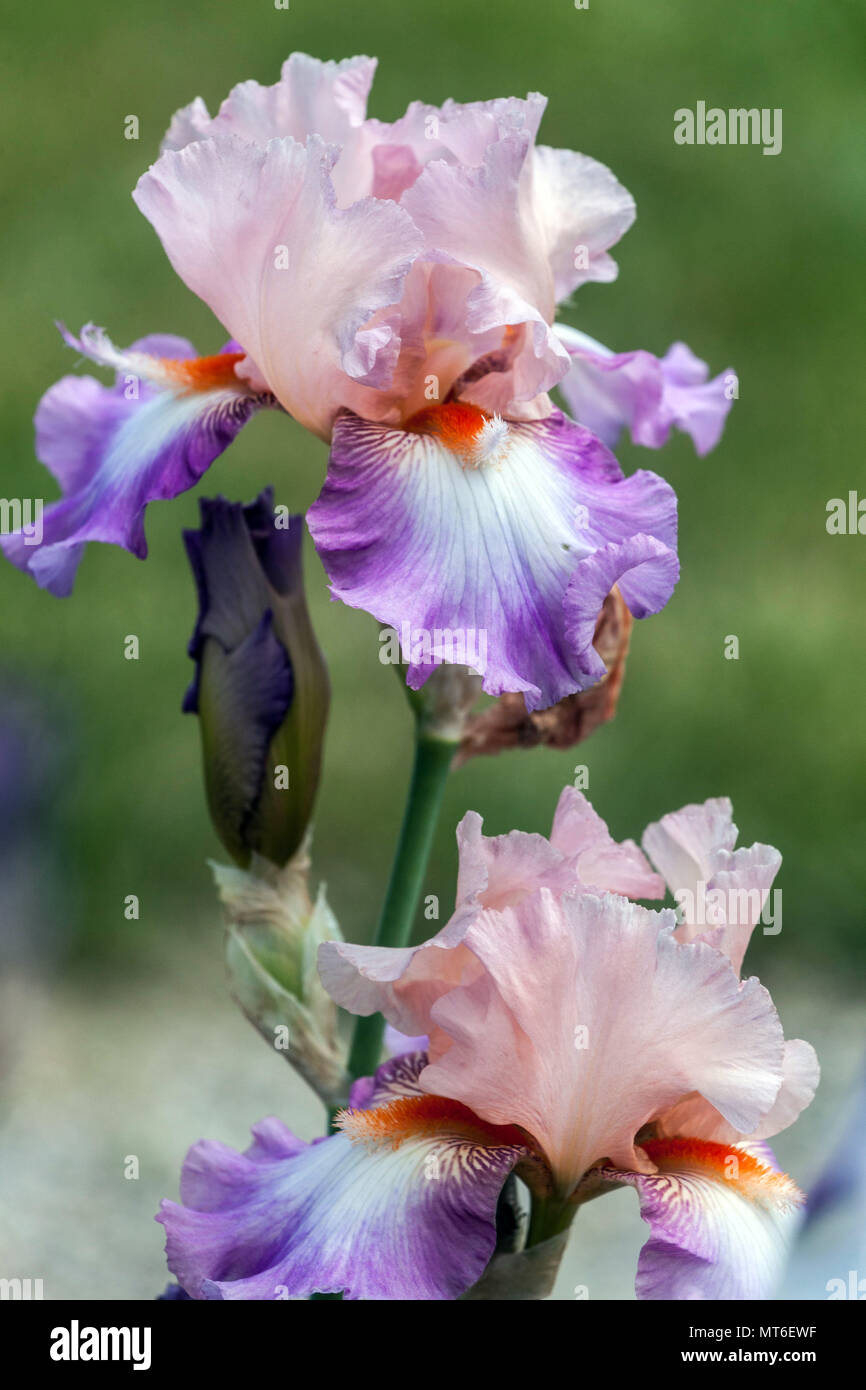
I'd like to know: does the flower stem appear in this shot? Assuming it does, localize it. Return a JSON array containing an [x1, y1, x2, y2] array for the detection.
[[526, 1195, 577, 1249], [345, 727, 456, 1084]]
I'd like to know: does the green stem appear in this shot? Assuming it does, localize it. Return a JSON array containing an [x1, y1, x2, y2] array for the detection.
[[526, 1195, 577, 1248], [345, 727, 456, 1084]]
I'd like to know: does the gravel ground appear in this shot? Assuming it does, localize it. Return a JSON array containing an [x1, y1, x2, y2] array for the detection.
[[0, 946, 862, 1301]]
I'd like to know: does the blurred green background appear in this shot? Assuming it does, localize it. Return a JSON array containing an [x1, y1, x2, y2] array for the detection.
[[2, 0, 864, 969], [0, 0, 864, 1298]]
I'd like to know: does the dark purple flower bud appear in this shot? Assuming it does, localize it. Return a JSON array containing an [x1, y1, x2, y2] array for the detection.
[[184, 489, 329, 868], [156, 1282, 191, 1300]]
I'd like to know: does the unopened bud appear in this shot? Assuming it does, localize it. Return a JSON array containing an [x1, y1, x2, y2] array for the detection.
[[183, 489, 329, 868]]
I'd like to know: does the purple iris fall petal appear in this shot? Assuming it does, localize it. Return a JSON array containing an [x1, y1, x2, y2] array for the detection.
[[307, 406, 678, 712], [384, 1023, 430, 1057], [563, 534, 680, 683], [157, 1052, 528, 1301], [651, 342, 736, 455], [1, 325, 276, 596], [556, 325, 734, 457], [595, 1139, 801, 1300]]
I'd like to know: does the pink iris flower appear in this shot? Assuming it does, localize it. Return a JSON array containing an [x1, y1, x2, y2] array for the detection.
[[3, 53, 734, 710], [159, 788, 816, 1300]]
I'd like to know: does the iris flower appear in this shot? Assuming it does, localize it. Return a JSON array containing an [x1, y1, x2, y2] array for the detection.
[[158, 788, 816, 1300], [2, 53, 734, 711]]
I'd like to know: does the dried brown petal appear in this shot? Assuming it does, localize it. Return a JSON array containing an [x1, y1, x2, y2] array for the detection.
[[456, 587, 632, 765]]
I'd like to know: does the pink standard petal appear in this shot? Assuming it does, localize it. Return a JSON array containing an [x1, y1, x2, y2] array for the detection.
[[643, 798, 782, 973], [530, 145, 635, 300], [656, 1039, 820, 1146], [550, 785, 665, 899], [401, 135, 571, 403], [320, 789, 666, 1039], [133, 134, 422, 438], [420, 889, 787, 1194], [317, 916, 481, 1042], [367, 92, 547, 183], [704, 843, 783, 974], [642, 796, 738, 904], [160, 53, 379, 206], [454, 810, 576, 910]]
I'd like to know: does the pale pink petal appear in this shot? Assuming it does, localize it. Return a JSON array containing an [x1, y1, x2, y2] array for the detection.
[[162, 97, 213, 153], [321, 787, 670, 1039], [371, 143, 423, 202], [706, 842, 783, 974], [641, 796, 737, 903], [159, 53, 379, 205], [455, 785, 664, 903], [459, 304, 568, 410], [214, 53, 378, 206], [454, 810, 575, 910], [365, 92, 546, 188], [549, 786, 665, 899], [397, 128, 633, 410], [642, 798, 782, 973], [656, 1039, 820, 1146], [134, 134, 421, 438], [530, 145, 635, 300], [420, 890, 786, 1194], [319, 810, 535, 1041], [401, 135, 570, 402], [355, 258, 507, 426], [750, 1040, 821, 1140], [211, 53, 376, 145], [317, 915, 481, 1042], [319, 806, 575, 1041]]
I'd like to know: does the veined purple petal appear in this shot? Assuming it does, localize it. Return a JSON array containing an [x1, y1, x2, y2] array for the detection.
[[593, 1138, 802, 1300], [308, 403, 681, 706], [556, 325, 734, 457], [307, 406, 678, 711], [157, 1053, 526, 1300], [563, 534, 680, 683], [2, 325, 276, 596]]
